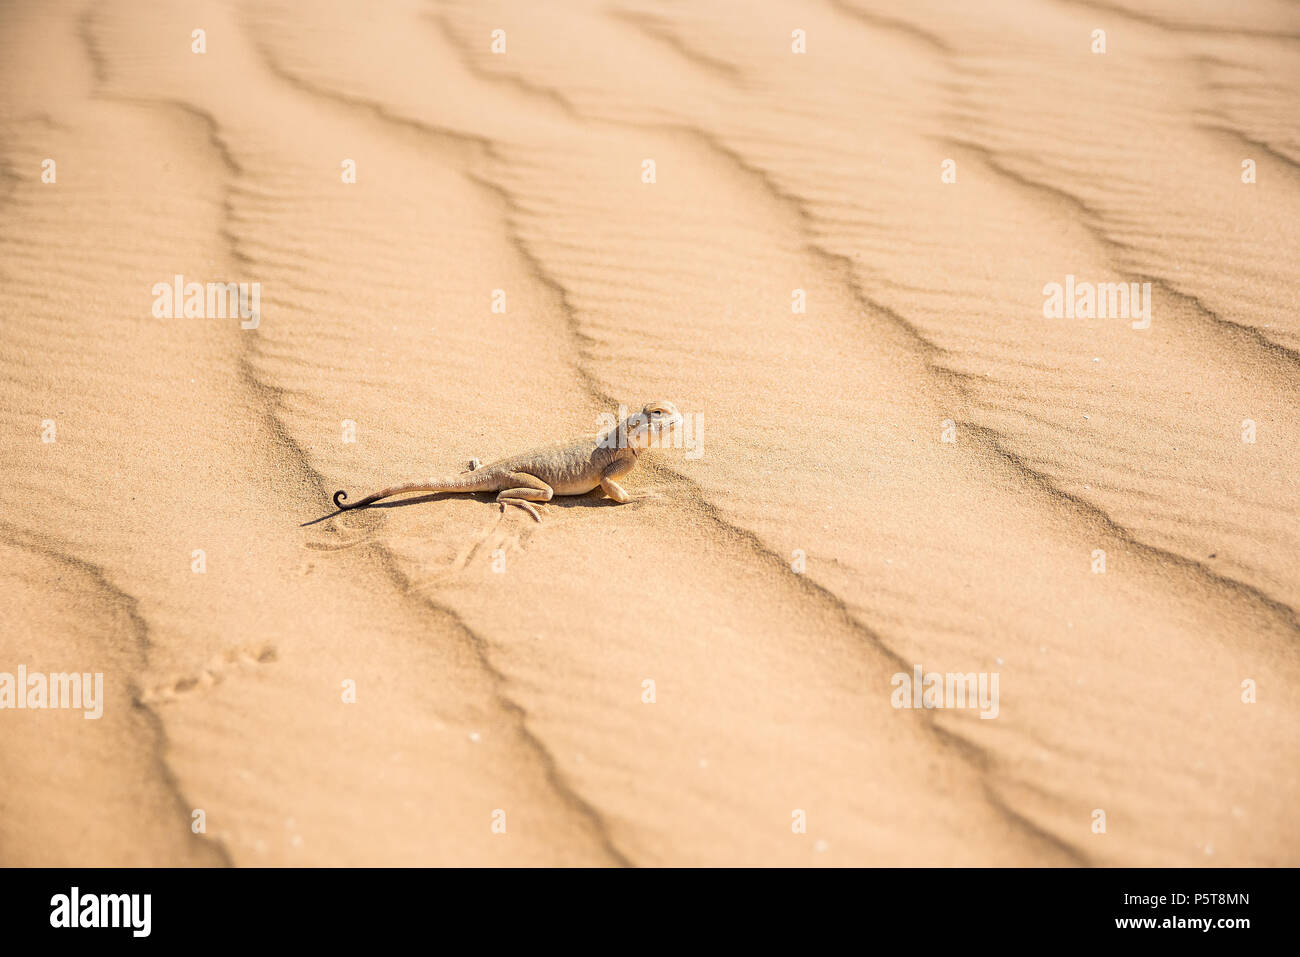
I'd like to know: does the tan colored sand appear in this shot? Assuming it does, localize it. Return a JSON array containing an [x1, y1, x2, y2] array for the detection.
[[1, 0, 1297, 865]]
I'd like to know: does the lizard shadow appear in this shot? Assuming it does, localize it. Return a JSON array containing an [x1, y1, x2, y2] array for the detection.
[[299, 489, 617, 528]]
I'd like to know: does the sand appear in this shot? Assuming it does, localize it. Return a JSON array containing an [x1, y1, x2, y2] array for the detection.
[[1, 0, 1297, 866]]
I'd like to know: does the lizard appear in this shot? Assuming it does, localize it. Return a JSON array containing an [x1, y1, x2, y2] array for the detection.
[[331, 401, 682, 521]]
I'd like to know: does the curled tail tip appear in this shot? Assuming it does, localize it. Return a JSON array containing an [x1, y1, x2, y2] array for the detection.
[[333, 490, 350, 510]]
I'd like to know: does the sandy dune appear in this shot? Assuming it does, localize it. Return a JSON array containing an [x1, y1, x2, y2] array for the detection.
[[1, 0, 1297, 866]]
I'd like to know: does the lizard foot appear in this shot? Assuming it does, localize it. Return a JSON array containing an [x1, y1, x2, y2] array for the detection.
[[501, 499, 543, 523]]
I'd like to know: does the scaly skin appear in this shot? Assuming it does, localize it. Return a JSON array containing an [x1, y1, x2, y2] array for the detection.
[[332, 401, 682, 521]]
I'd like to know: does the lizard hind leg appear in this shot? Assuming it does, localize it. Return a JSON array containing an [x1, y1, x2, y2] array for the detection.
[[501, 498, 543, 522], [496, 472, 554, 523]]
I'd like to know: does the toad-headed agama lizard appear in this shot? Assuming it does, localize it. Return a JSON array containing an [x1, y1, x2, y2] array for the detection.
[[332, 401, 682, 521]]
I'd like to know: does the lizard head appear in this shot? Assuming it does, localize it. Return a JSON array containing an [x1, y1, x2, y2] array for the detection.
[[624, 400, 683, 451]]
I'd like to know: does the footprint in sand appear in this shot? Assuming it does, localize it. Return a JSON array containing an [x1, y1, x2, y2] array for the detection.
[[405, 511, 533, 594], [138, 644, 277, 705]]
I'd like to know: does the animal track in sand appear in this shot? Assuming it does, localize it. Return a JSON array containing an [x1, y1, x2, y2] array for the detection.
[[407, 510, 532, 595], [302, 513, 379, 552], [137, 645, 277, 705]]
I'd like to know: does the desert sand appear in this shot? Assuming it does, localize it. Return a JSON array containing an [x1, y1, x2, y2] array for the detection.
[[1, 0, 1298, 866]]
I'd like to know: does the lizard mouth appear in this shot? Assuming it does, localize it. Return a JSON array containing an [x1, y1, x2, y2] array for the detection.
[[636, 412, 683, 447], [657, 418, 682, 437]]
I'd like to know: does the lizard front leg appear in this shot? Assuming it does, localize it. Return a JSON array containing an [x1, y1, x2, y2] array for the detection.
[[599, 457, 637, 504], [496, 472, 554, 522]]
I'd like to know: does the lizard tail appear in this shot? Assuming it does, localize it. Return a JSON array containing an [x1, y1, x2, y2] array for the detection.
[[332, 475, 492, 511], [333, 489, 363, 510]]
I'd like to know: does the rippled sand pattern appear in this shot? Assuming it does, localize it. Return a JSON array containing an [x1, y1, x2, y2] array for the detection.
[[1, 0, 1297, 865]]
